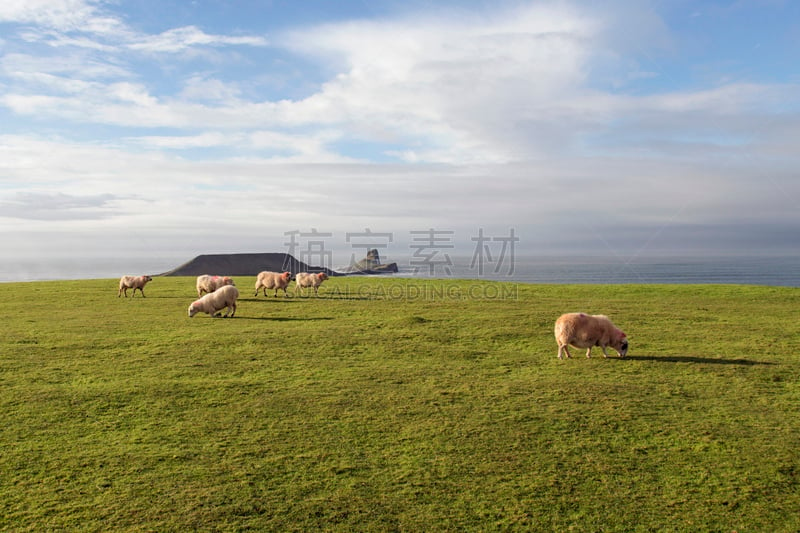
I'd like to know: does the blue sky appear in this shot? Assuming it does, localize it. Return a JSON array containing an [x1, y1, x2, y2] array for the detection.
[[1, 0, 798, 277]]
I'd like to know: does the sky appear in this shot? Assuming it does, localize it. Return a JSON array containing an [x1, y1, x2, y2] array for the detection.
[[1, 0, 799, 278]]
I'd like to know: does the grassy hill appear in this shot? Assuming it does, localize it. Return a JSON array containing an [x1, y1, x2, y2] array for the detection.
[[2, 276, 799, 531]]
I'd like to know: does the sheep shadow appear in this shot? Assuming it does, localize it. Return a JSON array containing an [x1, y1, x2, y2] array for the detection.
[[232, 316, 335, 322], [621, 355, 774, 366], [242, 297, 301, 303], [291, 294, 375, 301], [245, 295, 375, 302]]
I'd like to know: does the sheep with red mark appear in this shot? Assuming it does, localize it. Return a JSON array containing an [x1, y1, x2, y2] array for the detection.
[[294, 272, 329, 296], [196, 274, 234, 297], [118, 275, 153, 298], [554, 312, 628, 359], [254, 271, 292, 297], [188, 284, 239, 318]]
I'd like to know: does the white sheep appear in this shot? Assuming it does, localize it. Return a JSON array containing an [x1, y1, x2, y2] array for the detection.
[[118, 275, 153, 298], [294, 272, 329, 296], [188, 284, 239, 318], [254, 271, 292, 297], [196, 274, 234, 297], [554, 312, 628, 359]]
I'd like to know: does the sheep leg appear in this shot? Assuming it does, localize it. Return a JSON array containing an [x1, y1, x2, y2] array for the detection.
[[558, 345, 571, 359], [601, 346, 609, 358], [585, 347, 592, 358]]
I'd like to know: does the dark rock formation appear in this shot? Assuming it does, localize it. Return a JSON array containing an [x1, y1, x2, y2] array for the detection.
[[339, 249, 398, 274], [160, 253, 339, 277]]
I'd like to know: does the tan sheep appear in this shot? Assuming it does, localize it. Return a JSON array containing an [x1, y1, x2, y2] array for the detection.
[[188, 284, 239, 318], [294, 272, 329, 296], [554, 312, 628, 359], [254, 271, 292, 297], [118, 275, 153, 298], [196, 274, 234, 297]]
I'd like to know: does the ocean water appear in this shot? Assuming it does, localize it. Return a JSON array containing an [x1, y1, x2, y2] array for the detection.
[[1, 255, 798, 287], [400, 255, 800, 287]]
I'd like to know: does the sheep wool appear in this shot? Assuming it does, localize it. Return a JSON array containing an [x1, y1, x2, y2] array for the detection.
[[554, 312, 628, 359], [196, 274, 234, 297], [118, 275, 153, 298], [254, 271, 292, 297], [188, 284, 239, 318], [294, 272, 329, 296]]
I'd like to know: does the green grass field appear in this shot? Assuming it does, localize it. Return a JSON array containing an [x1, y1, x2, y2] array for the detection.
[[2, 276, 799, 531]]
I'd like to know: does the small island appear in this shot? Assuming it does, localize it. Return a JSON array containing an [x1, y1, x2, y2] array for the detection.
[[337, 249, 399, 274]]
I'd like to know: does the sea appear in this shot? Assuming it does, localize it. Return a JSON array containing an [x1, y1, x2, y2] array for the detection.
[[1, 255, 798, 287]]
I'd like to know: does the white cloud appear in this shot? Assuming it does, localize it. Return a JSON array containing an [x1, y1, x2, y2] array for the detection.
[[266, 3, 612, 163], [0, 191, 123, 220], [130, 132, 243, 149], [1, 0, 266, 54], [126, 26, 268, 53], [4, 1, 795, 164], [179, 75, 242, 102], [0, 0, 103, 32], [1, 52, 129, 79]]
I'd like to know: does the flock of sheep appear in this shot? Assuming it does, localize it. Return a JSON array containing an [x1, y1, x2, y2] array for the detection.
[[117, 271, 330, 319], [117, 273, 629, 359]]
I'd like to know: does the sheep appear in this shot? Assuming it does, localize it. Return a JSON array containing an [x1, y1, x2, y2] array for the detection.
[[254, 271, 292, 297], [118, 275, 153, 298], [196, 274, 234, 297], [294, 272, 329, 296], [188, 284, 239, 318], [554, 312, 628, 359]]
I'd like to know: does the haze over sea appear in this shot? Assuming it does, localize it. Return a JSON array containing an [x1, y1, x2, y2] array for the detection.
[[2, 255, 798, 287]]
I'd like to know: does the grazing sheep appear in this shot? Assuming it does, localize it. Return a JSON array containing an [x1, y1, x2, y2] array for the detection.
[[294, 272, 329, 296], [188, 284, 239, 318], [554, 312, 628, 359], [118, 275, 153, 298], [254, 271, 292, 297], [196, 274, 234, 297]]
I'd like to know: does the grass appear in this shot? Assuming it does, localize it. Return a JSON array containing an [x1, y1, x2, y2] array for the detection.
[[1, 276, 799, 531]]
